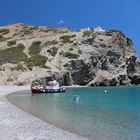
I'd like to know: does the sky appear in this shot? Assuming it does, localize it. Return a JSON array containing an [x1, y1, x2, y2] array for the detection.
[[0, 0, 140, 57]]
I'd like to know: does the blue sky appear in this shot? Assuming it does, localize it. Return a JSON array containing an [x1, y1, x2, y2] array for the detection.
[[0, 0, 140, 57]]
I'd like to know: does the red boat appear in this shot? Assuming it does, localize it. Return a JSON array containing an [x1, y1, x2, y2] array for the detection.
[[31, 80, 66, 94]]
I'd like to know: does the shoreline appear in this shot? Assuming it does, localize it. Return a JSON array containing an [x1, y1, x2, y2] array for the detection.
[[0, 86, 87, 140]]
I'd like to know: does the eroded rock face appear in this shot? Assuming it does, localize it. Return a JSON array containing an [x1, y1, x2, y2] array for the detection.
[[0, 24, 140, 86], [126, 56, 137, 73], [68, 60, 91, 85], [129, 75, 140, 85]]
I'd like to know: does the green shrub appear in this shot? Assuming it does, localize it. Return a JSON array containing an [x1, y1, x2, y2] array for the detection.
[[78, 49, 82, 54], [0, 35, 9, 42], [7, 40, 16, 46], [32, 41, 42, 46], [73, 42, 78, 46], [29, 26, 39, 30], [82, 30, 93, 37], [40, 27, 57, 33], [45, 40, 58, 46], [69, 48, 74, 51], [0, 28, 10, 35], [59, 51, 64, 56], [21, 24, 30, 28], [28, 54, 48, 68], [20, 28, 33, 35], [51, 47, 58, 56], [43, 65, 51, 69], [106, 30, 126, 38], [29, 41, 42, 55], [23, 30, 33, 35], [69, 40, 73, 43], [126, 37, 133, 46], [64, 52, 79, 59], [60, 35, 76, 43], [46, 27, 56, 32], [11, 63, 24, 71], [17, 43, 25, 48], [24, 30, 32, 35], [108, 30, 123, 34], [0, 45, 28, 64], [7, 78, 13, 82], [47, 47, 58, 57], [27, 62, 34, 70]]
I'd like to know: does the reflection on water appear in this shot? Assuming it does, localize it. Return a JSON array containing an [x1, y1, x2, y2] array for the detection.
[[7, 87, 140, 140], [69, 95, 80, 104]]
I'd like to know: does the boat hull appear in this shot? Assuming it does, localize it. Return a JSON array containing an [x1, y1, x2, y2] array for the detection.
[[31, 87, 66, 94]]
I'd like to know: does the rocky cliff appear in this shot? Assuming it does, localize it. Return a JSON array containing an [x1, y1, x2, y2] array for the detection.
[[0, 23, 140, 86]]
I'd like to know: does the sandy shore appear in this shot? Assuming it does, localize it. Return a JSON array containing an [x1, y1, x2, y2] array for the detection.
[[0, 86, 87, 140]]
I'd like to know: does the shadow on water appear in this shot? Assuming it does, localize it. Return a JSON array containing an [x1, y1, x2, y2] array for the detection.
[[6, 87, 140, 140]]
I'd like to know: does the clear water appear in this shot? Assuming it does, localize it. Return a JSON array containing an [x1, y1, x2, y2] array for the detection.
[[7, 87, 140, 140]]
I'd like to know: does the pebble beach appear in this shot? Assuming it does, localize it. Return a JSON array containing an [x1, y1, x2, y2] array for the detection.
[[0, 86, 87, 140]]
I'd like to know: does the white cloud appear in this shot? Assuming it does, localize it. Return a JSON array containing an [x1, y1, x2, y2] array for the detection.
[[57, 20, 66, 24]]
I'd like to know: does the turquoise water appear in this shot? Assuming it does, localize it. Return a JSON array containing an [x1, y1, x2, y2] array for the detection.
[[7, 87, 140, 140]]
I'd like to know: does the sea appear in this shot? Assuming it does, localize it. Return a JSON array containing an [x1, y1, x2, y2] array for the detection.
[[7, 86, 140, 140]]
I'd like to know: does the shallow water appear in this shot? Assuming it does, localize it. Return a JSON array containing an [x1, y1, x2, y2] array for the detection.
[[7, 86, 140, 140]]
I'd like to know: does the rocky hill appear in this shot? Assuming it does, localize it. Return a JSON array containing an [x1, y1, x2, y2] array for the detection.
[[0, 23, 140, 86]]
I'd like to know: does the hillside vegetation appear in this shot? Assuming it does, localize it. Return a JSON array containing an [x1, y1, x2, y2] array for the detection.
[[0, 24, 140, 86]]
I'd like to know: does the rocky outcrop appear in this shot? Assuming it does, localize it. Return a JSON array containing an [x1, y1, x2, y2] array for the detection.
[[129, 75, 140, 85], [0, 24, 140, 86]]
